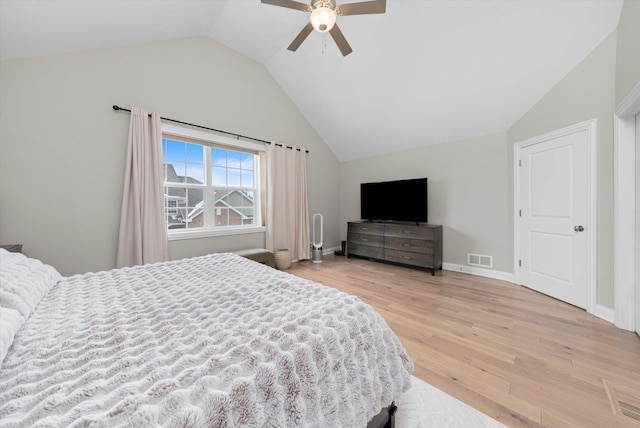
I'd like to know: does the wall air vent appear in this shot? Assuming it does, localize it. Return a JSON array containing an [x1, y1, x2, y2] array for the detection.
[[468, 253, 493, 268]]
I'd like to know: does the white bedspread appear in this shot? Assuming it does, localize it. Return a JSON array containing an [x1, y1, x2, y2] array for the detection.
[[0, 253, 413, 427]]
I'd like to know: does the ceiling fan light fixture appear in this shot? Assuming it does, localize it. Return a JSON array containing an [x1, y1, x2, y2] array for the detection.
[[310, 6, 336, 32], [262, 0, 385, 56]]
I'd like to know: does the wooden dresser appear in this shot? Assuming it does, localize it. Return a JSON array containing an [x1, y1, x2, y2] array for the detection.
[[347, 222, 442, 275]]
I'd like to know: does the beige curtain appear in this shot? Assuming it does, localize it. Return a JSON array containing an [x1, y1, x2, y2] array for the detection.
[[116, 106, 168, 268], [265, 143, 310, 261]]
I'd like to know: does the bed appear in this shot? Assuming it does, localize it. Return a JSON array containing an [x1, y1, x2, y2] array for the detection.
[[0, 249, 413, 427]]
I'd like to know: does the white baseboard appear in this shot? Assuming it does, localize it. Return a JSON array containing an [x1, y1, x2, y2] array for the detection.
[[443, 264, 616, 324], [322, 246, 340, 255], [331, 255, 617, 326], [442, 262, 515, 283], [296, 247, 340, 262], [594, 304, 615, 324]]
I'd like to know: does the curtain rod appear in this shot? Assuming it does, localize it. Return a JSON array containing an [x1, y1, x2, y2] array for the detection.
[[112, 105, 308, 153]]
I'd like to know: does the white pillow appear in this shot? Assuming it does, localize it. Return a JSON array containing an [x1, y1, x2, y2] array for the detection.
[[0, 248, 61, 366], [0, 307, 23, 364]]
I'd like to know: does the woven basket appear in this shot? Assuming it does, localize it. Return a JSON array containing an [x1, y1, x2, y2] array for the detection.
[[275, 249, 292, 270]]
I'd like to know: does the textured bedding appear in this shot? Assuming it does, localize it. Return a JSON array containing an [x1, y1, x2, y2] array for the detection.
[[0, 251, 413, 427]]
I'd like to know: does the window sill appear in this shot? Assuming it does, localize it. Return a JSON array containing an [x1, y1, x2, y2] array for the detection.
[[167, 226, 266, 241]]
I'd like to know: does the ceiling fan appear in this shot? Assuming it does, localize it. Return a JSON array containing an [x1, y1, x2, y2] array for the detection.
[[261, 0, 386, 56]]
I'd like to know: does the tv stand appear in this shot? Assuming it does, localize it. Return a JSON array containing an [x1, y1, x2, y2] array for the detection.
[[347, 222, 443, 275]]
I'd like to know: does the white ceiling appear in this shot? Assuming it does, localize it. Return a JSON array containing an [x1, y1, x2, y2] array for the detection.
[[0, 0, 624, 161]]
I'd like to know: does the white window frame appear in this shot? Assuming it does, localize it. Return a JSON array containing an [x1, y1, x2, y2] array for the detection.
[[162, 123, 265, 240]]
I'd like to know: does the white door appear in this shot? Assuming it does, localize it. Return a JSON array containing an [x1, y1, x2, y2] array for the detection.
[[518, 129, 590, 308]]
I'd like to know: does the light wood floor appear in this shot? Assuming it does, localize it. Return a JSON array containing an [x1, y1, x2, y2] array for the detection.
[[288, 255, 640, 428]]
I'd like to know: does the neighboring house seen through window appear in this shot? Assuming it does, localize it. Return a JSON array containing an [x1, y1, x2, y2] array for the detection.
[[161, 124, 263, 239]]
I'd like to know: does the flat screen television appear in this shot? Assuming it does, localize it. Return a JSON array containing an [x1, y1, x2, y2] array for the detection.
[[360, 178, 428, 223]]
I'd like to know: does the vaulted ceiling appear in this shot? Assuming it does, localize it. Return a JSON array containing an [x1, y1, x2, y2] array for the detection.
[[0, 0, 623, 161]]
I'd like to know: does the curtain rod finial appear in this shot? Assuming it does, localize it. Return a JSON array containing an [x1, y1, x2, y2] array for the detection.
[[112, 105, 120, 111]]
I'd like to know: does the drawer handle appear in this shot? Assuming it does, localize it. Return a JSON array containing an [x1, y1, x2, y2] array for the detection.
[[401, 256, 413, 260], [402, 243, 411, 247], [360, 227, 369, 231], [401, 231, 414, 234], [361, 238, 369, 242]]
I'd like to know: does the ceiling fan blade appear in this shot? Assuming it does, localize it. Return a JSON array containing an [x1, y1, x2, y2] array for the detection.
[[288, 22, 314, 51], [261, 0, 311, 12], [329, 23, 353, 56], [336, 0, 386, 16]]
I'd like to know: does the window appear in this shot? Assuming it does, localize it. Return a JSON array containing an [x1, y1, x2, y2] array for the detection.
[[161, 124, 264, 239]]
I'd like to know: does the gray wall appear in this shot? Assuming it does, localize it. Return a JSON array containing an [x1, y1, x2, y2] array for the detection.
[[339, 22, 628, 311], [0, 37, 340, 276], [339, 133, 511, 273], [507, 31, 617, 308], [615, 0, 640, 105]]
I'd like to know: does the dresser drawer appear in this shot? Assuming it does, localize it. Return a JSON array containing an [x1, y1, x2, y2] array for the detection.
[[348, 222, 385, 236], [348, 243, 384, 259], [384, 249, 434, 268], [384, 237, 433, 254], [348, 232, 384, 247], [346, 222, 442, 275], [384, 224, 434, 240]]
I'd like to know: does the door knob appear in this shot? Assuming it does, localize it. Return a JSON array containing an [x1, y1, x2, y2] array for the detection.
[[574, 225, 584, 232]]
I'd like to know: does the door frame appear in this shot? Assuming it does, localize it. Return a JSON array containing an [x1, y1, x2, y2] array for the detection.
[[614, 83, 640, 333], [514, 119, 598, 315]]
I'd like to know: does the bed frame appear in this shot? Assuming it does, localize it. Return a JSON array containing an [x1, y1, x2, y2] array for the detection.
[[368, 403, 397, 428]]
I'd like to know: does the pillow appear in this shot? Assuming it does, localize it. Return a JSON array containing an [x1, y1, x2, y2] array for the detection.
[[0, 248, 61, 366], [0, 307, 23, 364]]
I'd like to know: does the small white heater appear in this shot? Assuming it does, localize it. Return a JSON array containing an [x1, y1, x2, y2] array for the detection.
[[311, 213, 323, 263]]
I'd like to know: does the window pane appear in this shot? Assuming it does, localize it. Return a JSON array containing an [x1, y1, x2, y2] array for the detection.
[[165, 139, 185, 162], [212, 166, 226, 186], [164, 186, 205, 229], [227, 151, 242, 169], [210, 148, 255, 189], [184, 188, 204, 229], [163, 139, 204, 184], [165, 186, 187, 229], [213, 189, 255, 226], [214, 189, 228, 226], [212, 148, 227, 167], [227, 169, 241, 187], [241, 170, 254, 188], [241, 153, 254, 171], [186, 143, 203, 164], [237, 190, 255, 225], [215, 207, 229, 226], [185, 163, 204, 184], [165, 162, 185, 183]]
